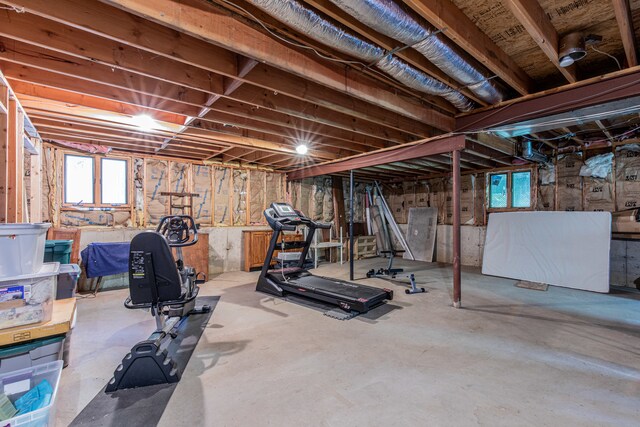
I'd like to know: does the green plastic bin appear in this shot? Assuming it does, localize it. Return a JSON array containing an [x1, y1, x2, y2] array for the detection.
[[44, 240, 73, 264]]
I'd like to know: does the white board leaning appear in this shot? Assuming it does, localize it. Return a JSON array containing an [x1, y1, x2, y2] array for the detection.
[[482, 211, 611, 293]]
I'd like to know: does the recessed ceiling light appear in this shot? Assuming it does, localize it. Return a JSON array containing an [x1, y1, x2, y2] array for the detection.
[[132, 114, 157, 131], [296, 144, 308, 155]]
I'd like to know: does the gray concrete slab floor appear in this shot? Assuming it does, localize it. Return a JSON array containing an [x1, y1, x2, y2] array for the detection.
[[57, 259, 640, 426]]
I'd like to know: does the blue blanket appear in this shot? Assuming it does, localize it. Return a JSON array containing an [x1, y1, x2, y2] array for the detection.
[[81, 242, 130, 278]]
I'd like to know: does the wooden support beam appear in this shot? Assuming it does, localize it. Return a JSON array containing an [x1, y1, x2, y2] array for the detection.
[[504, 0, 577, 83], [16, 106, 24, 222], [28, 138, 42, 222], [0, 84, 8, 221], [402, 0, 534, 95], [287, 134, 467, 180], [612, 0, 638, 67], [6, 98, 19, 222]]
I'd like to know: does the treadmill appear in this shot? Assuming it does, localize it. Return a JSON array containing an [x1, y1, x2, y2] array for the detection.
[[256, 202, 393, 313]]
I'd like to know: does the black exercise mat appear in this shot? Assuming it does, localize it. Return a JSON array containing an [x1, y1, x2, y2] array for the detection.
[[70, 296, 219, 427]]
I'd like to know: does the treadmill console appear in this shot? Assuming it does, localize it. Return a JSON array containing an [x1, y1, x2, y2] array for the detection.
[[271, 202, 300, 218]]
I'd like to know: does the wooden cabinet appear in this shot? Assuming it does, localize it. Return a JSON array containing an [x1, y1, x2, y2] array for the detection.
[[243, 230, 304, 272], [175, 233, 209, 279]]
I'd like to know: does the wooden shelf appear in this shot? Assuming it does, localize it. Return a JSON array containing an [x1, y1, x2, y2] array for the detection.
[[0, 298, 77, 346]]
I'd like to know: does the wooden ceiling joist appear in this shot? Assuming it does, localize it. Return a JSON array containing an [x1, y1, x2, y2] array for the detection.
[[0, 15, 429, 148], [402, 0, 534, 96], [1, 62, 203, 117], [2, 0, 453, 131], [5, 80, 187, 125], [504, 0, 577, 83], [17, 93, 343, 161], [612, 0, 638, 67], [0, 1, 444, 139]]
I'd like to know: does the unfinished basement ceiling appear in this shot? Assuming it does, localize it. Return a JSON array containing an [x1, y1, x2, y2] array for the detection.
[[0, 0, 637, 173]]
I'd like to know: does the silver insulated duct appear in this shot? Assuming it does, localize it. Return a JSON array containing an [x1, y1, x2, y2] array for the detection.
[[330, 0, 506, 104], [246, 0, 474, 111]]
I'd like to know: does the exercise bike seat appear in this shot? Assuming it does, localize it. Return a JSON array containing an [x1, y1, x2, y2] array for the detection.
[[129, 231, 183, 305]]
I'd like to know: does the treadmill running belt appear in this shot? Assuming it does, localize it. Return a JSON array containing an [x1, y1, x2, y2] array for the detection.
[[292, 275, 387, 299]]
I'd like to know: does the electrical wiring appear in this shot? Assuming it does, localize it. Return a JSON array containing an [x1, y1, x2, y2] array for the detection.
[[217, 0, 362, 65], [590, 44, 622, 71]]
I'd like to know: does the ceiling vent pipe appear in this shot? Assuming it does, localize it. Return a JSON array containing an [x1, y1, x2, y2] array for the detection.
[[330, 0, 506, 104], [520, 140, 549, 163], [245, 0, 474, 111]]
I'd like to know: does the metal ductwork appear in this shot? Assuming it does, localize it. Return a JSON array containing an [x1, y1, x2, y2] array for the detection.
[[245, 0, 474, 111], [520, 140, 549, 163], [329, 0, 507, 104]]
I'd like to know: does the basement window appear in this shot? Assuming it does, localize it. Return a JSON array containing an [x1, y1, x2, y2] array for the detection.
[[63, 153, 129, 207], [101, 158, 128, 204], [488, 170, 532, 210], [64, 155, 94, 204]]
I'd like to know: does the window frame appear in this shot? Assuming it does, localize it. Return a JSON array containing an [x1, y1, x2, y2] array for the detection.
[[487, 167, 535, 212], [63, 154, 95, 205], [62, 151, 132, 209], [100, 157, 129, 205]]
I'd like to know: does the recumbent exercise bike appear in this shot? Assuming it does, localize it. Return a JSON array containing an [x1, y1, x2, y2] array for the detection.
[[106, 215, 210, 392]]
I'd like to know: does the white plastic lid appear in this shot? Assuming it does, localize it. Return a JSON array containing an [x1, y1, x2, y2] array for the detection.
[[0, 223, 51, 235], [0, 262, 60, 284]]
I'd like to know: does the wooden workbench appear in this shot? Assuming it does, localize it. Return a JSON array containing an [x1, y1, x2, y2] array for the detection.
[[0, 298, 77, 346]]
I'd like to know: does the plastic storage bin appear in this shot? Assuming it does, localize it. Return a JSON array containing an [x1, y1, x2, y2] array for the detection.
[[0, 336, 64, 375], [0, 360, 63, 427], [0, 263, 59, 330], [56, 265, 79, 300], [0, 223, 51, 278], [43, 241, 72, 265]]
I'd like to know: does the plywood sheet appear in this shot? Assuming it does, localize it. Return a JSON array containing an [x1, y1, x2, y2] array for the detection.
[[452, 0, 624, 82], [405, 207, 438, 262], [482, 212, 611, 292]]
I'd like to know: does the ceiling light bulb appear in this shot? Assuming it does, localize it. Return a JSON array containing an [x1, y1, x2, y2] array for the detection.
[[559, 55, 575, 67], [296, 144, 308, 155], [132, 114, 157, 131]]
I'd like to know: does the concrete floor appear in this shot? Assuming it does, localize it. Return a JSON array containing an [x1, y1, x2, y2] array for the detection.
[[57, 259, 640, 426]]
